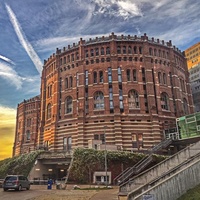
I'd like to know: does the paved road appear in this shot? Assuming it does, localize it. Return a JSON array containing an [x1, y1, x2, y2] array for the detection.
[[0, 185, 119, 200], [0, 185, 53, 200]]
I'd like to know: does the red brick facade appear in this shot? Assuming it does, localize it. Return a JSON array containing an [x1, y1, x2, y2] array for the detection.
[[14, 33, 194, 154], [13, 95, 40, 156]]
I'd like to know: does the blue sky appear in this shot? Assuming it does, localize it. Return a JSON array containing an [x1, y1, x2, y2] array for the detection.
[[0, 0, 200, 159]]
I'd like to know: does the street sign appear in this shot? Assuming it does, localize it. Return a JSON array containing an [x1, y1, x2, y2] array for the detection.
[[143, 194, 154, 200]]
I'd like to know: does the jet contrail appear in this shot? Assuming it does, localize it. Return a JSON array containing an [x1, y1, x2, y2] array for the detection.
[[0, 54, 15, 65], [5, 4, 43, 75]]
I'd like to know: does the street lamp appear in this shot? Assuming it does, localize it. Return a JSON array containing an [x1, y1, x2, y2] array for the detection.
[[104, 126, 108, 187]]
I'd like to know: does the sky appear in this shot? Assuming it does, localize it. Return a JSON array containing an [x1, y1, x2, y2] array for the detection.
[[0, 0, 200, 160]]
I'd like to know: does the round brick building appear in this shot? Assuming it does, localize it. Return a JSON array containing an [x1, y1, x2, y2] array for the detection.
[[38, 33, 194, 152]]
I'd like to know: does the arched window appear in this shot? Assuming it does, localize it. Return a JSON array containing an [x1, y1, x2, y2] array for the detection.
[[65, 77, 68, 88], [158, 72, 162, 84], [154, 49, 157, 56], [94, 91, 104, 110], [65, 96, 73, 113], [95, 48, 99, 56], [163, 73, 167, 85], [127, 69, 131, 81], [101, 47, 104, 55], [128, 90, 140, 108], [117, 46, 121, 54], [161, 93, 169, 110], [128, 46, 132, 54], [106, 47, 110, 54], [99, 71, 103, 83], [69, 76, 73, 88], [93, 71, 97, 83], [139, 47, 142, 54], [149, 48, 153, 55], [67, 55, 70, 62], [134, 46, 137, 54], [123, 46, 126, 54], [90, 49, 94, 57], [47, 103, 51, 119], [67, 137, 72, 151], [133, 69, 137, 81], [183, 98, 188, 115], [158, 49, 161, 57], [26, 130, 30, 141]]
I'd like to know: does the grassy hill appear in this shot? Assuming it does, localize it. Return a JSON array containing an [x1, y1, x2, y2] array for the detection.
[[0, 151, 42, 178]]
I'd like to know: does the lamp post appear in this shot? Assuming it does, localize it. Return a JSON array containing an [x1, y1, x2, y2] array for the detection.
[[104, 126, 108, 187]]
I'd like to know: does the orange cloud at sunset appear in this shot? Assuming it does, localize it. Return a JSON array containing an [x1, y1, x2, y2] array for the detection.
[[0, 106, 16, 160]]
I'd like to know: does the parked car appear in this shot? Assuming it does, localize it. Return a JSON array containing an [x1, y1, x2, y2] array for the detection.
[[2, 175, 30, 191]]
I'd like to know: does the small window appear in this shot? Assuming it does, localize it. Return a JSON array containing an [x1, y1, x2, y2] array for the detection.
[[94, 91, 104, 110], [65, 96, 73, 113]]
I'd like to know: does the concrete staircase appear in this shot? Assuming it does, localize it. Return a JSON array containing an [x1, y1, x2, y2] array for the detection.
[[118, 140, 200, 200], [114, 138, 172, 186]]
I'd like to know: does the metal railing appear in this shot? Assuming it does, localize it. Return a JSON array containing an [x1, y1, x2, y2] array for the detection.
[[115, 139, 172, 185]]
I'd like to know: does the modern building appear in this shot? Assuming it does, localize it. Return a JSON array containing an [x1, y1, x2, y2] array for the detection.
[[14, 33, 194, 156], [185, 42, 200, 70], [13, 95, 40, 156], [189, 63, 200, 112]]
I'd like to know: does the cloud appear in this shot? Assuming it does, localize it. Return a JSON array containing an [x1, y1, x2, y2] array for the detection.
[[0, 61, 23, 89], [5, 3, 43, 75], [92, 0, 143, 19]]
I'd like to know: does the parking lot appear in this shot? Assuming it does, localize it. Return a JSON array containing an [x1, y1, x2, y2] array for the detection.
[[0, 184, 119, 200]]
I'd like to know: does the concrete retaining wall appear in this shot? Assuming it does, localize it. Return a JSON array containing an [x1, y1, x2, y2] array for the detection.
[[130, 158, 200, 200], [120, 140, 200, 194]]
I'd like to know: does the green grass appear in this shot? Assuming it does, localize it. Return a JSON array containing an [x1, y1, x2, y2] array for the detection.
[[177, 184, 200, 200]]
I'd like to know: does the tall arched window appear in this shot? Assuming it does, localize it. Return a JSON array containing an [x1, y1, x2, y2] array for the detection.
[[65, 96, 73, 113], [101, 47, 104, 55], [149, 48, 153, 55], [127, 69, 131, 81], [67, 137, 72, 151], [65, 77, 68, 88], [117, 46, 121, 54], [161, 93, 169, 110], [47, 103, 51, 119], [106, 47, 110, 54], [134, 46, 137, 54], [123, 46, 126, 54], [128, 46, 132, 54], [69, 76, 73, 88], [93, 71, 97, 83], [128, 90, 140, 109], [139, 47, 142, 54], [94, 91, 104, 110], [163, 73, 167, 85], [99, 71, 103, 83], [90, 49, 94, 57], [133, 69, 137, 81], [158, 72, 162, 84], [183, 98, 188, 115], [26, 130, 30, 141], [154, 49, 157, 56]]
